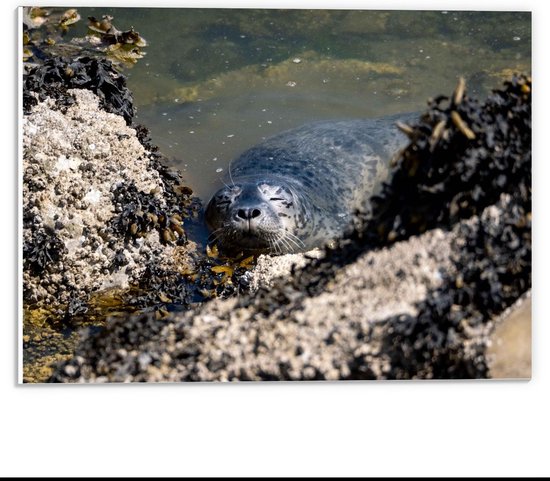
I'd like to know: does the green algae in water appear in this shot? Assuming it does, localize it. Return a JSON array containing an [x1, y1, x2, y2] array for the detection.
[[22, 289, 133, 383]]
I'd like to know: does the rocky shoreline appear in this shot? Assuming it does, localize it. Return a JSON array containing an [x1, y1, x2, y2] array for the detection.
[[48, 191, 529, 382], [22, 57, 531, 382]]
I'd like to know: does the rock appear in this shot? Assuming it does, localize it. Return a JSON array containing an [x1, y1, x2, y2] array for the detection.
[[42, 221, 456, 382], [22, 88, 196, 310], [246, 249, 324, 292], [488, 294, 531, 378]]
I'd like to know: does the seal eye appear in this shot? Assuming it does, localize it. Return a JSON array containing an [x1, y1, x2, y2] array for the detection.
[[270, 197, 285, 201]]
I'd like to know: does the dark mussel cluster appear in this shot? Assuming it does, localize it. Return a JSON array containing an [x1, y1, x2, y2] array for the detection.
[[110, 182, 187, 246], [23, 225, 66, 277], [364, 75, 531, 245], [24, 56, 135, 124]]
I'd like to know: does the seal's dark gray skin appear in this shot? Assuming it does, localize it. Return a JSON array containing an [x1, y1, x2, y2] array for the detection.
[[205, 112, 418, 255]]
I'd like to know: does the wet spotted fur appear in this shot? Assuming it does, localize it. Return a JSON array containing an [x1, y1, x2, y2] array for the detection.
[[205, 113, 417, 255]]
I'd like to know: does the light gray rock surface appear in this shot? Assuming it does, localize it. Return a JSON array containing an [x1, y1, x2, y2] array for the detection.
[[23, 90, 192, 308], [52, 226, 459, 382], [51, 187, 530, 382]]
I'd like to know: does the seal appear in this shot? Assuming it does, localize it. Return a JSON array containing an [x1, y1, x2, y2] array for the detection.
[[205, 112, 418, 255]]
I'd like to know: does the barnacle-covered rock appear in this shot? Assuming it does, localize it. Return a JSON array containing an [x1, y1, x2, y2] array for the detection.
[[22, 88, 196, 312], [21, 50, 210, 336], [362, 75, 531, 246]]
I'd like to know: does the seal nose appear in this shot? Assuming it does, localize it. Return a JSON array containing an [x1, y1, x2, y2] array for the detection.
[[236, 207, 262, 220]]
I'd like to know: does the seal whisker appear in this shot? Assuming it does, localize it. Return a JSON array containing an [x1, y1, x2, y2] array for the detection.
[[219, 178, 232, 191], [270, 233, 285, 255], [272, 240, 282, 255], [228, 160, 236, 188], [285, 230, 304, 244], [279, 231, 304, 251], [284, 231, 305, 248], [207, 232, 224, 245], [266, 233, 281, 254], [275, 235, 292, 253], [207, 225, 231, 245], [281, 232, 299, 253], [207, 226, 226, 239]]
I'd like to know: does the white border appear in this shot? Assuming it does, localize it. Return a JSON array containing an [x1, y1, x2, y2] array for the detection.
[[17, 6, 23, 385], [3, 1, 549, 477], [8, 1, 537, 10]]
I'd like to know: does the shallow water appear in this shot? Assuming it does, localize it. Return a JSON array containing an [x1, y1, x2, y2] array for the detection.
[[76, 8, 531, 200]]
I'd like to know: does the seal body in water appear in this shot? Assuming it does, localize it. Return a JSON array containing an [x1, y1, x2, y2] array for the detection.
[[205, 112, 418, 255]]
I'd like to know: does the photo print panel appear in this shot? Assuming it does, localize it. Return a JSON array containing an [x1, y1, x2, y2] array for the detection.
[[21, 7, 531, 383]]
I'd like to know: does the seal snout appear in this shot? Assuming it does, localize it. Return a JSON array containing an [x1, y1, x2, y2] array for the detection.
[[233, 203, 267, 233], [227, 184, 270, 232], [236, 207, 262, 220]]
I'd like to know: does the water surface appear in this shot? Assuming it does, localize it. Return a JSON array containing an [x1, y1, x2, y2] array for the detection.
[[76, 8, 531, 199]]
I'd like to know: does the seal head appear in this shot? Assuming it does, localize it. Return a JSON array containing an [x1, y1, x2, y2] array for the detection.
[[205, 179, 308, 254]]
